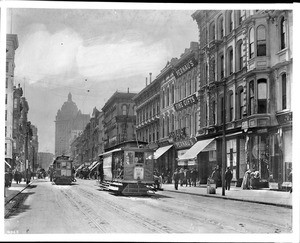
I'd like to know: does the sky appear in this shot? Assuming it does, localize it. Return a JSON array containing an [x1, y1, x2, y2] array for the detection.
[[8, 5, 199, 154]]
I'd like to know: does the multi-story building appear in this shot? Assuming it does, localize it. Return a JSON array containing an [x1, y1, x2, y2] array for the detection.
[[102, 90, 138, 151], [55, 92, 90, 156], [12, 84, 23, 170], [97, 111, 105, 156], [5, 34, 18, 168], [192, 10, 293, 187], [29, 124, 39, 172]]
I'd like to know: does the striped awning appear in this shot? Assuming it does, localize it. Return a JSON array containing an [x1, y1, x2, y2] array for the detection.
[[154, 145, 173, 159]]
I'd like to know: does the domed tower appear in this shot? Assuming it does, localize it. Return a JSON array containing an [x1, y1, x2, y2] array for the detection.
[[55, 93, 90, 156]]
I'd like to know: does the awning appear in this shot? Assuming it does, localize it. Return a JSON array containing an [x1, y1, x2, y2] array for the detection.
[[75, 164, 84, 172], [98, 148, 122, 157], [5, 160, 11, 168], [154, 145, 173, 159], [178, 138, 215, 161], [89, 161, 99, 172], [88, 161, 98, 170]]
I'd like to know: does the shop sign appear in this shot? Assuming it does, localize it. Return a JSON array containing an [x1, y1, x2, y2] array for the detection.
[[173, 57, 198, 79], [169, 127, 187, 141], [276, 112, 292, 125], [174, 137, 197, 149], [174, 94, 198, 111]]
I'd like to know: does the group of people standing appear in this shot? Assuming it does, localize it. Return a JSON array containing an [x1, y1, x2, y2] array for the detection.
[[172, 167, 198, 190], [172, 165, 234, 191]]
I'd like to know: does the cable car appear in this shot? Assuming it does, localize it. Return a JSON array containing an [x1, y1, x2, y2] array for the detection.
[[98, 147, 156, 196], [52, 155, 74, 185]]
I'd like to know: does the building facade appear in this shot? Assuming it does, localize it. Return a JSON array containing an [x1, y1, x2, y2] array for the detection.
[[37, 152, 54, 171], [5, 34, 19, 167], [102, 91, 137, 151], [192, 10, 293, 187], [55, 92, 90, 156]]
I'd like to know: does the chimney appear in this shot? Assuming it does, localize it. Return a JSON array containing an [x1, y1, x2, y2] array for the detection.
[[149, 73, 152, 83], [146, 77, 148, 86]]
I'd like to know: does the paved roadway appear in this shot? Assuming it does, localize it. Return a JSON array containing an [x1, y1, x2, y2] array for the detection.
[[4, 178, 292, 236]]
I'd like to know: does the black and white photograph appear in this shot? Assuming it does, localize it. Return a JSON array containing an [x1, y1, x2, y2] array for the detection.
[[2, 1, 299, 242]]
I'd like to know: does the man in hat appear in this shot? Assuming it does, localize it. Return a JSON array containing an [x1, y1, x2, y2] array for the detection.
[[225, 167, 233, 190]]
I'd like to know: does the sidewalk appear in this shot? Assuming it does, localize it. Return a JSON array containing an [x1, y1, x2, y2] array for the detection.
[[4, 180, 32, 205], [161, 183, 292, 208]]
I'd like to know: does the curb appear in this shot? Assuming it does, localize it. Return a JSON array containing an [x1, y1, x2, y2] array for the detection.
[[163, 188, 292, 209], [4, 180, 33, 206]]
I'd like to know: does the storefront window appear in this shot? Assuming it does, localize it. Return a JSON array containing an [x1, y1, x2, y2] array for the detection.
[[227, 139, 237, 180]]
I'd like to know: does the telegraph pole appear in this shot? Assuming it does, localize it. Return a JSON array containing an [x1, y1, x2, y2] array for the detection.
[[222, 81, 226, 196]]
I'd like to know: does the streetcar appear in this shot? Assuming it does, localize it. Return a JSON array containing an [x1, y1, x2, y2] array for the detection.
[[98, 147, 156, 196], [52, 155, 74, 185]]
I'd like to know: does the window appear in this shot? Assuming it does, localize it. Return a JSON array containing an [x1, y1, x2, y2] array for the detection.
[[5, 126, 7, 137], [6, 62, 9, 73], [237, 88, 244, 119], [219, 17, 224, 38], [212, 100, 216, 125], [280, 17, 286, 50], [189, 79, 192, 95], [237, 41, 243, 71], [162, 90, 165, 108], [5, 143, 7, 155], [220, 54, 224, 79], [249, 81, 255, 115], [229, 11, 234, 32], [162, 118, 165, 138], [194, 76, 198, 92], [171, 84, 175, 104], [229, 92, 234, 121], [228, 48, 233, 75], [171, 114, 175, 131], [211, 58, 215, 82], [122, 105, 127, 115], [221, 96, 225, 124], [6, 78, 8, 89], [249, 28, 254, 58], [166, 87, 169, 106], [166, 116, 169, 136], [238, 10, 246, 25], [282, 74, 287, 110], [257, 79, 267, 113], [194, 112, 198, 134], [257, 25, 266, 56], [5, 110, 7, 121], [210, 22, 215, 41], [5, 94, 8, 105]]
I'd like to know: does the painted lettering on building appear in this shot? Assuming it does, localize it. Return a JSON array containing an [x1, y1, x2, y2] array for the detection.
[[173, 57, 198, 79], [174, 94, 198, 111], [174, 137, 197, 149]]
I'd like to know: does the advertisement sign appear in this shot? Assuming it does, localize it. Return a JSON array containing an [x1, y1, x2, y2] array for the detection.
[[173, 57, 198, 79], [174, 94, 198, 111], [134, 167, 144, 180]]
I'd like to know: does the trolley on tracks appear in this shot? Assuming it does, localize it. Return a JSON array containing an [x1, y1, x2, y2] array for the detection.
[[98, 147, 156, 196], [52, 155, 74, 185]]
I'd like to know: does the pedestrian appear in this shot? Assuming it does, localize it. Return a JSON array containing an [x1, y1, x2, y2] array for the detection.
[[172, 168, 180, 190], [179, 168, 184, 187], [211, 166, 221, 189], [225, 167, 233, 190], [185, 168, 191, 187], [98, 159, 104, 183]]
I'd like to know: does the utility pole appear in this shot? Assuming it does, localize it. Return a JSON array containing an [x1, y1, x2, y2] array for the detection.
[[25, 122, 29, 184], [222, 81, 226, 196]]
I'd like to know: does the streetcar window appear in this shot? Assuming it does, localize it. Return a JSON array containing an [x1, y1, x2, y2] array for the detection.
[[66, 162, 71, 169], [61, 162, 67, 169], [135, 152, 144, 164], [124, 151, 134, 164], [144, 152, 154, 165], [56, 162, 60, 169]]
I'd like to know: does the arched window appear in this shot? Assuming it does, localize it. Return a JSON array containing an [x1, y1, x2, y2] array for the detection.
[[257, 79, 267, 113], [237, 10, 246, 25], [249, 27, 254, 58], [211, 58, 215, 82], [166, 87, 169, 106], [122, 104, 127, 115], [281, 73, 287, 110], [257, 25, 266, 56], [171, 84, 175, 103], [220, 96, 225, 124], [162, 90, 165, 108], [212, 100, 216, 125], [249, 81, 255, 115], [280, 17, 286, 50], [166, 116, 169, 136], [162, 118, 165, 138]]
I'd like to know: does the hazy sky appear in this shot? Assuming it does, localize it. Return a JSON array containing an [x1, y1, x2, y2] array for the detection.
[[8, 5, 199, 154]]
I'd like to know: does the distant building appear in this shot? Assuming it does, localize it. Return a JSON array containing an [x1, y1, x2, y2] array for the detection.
[[55, 92, 90, 156], [29, 125, 39, 172], [102, 90, 138, 151], [37, 152, 54, 170], [5, 34, 19, 168]]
